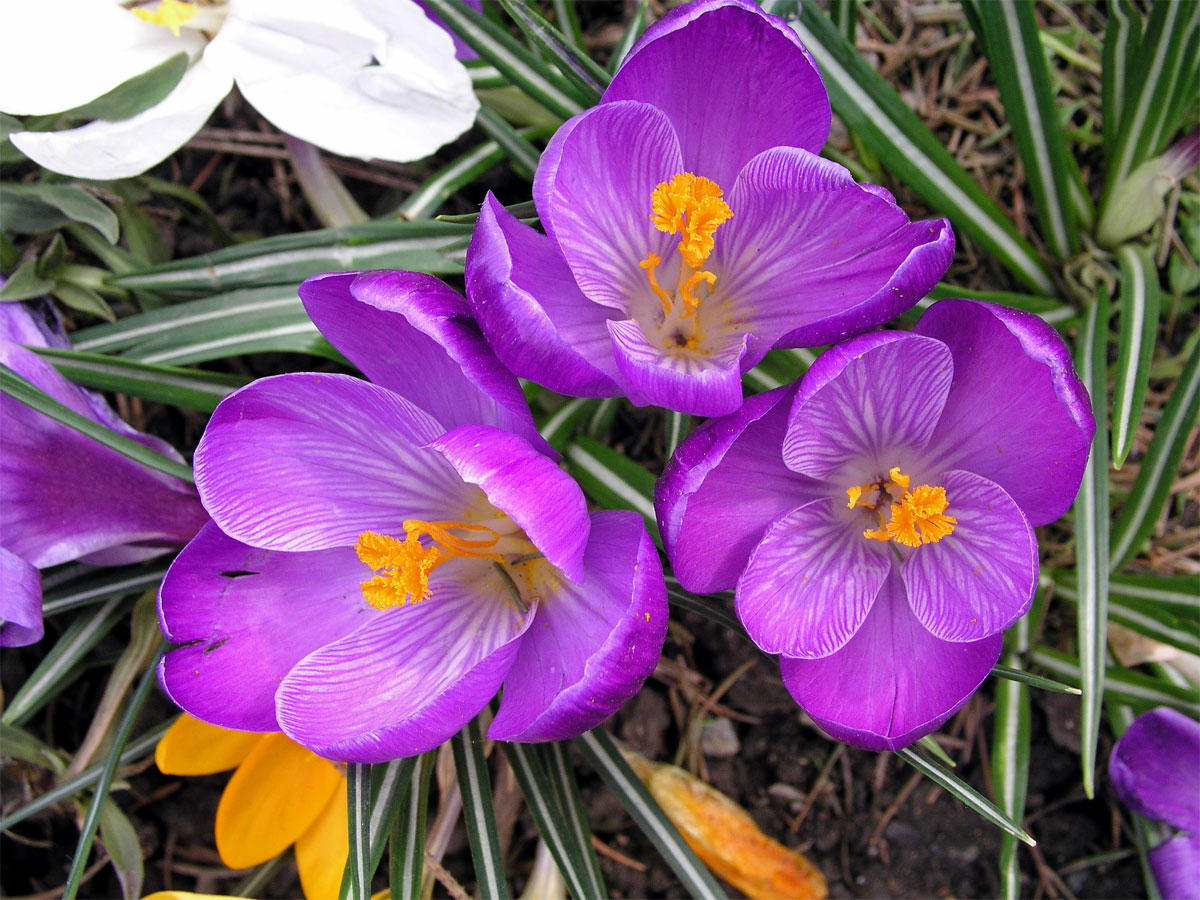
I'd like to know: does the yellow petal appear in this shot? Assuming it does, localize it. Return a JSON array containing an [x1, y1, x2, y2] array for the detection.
[[630, 750, 827, 900], [142, 893, 234, 900], [216, 733, 342, 869], [156, 714, 263, 776], [295, 779, 349, 900]]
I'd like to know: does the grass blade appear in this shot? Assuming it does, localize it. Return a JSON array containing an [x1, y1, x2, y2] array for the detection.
[[32, 347, 247, 413], [1053, 572, 1200, 657], [1101, 1, 1200, 206], [62, 646, 164, 900], [608, 0, 650, 73], [338, 757, 417, 899], [924, 283, 1077, 327], [1073, 292, 1111, 799], [452, 719, 510, 900], [993, 632, 1033, 897], [72, 287, 338, 366], [42, 561, 169, 618], [495, 0, 610, 106], [790, 1, 1055, 294], [550, 0, 584, 49], [0, 364, 194, 483], [2, 595, 128, 727], [344, 763, 372, 900], [1106, 573, 1199, 615], [990, 665, 1081, 695], [504, 741, 603, 900], [540, 743, 608, 899], [475, 107, 542, 181], [0, 718, 174, 832], [391, 752, 435, 900], [577, 728, 729, 899], [565, 436, 660, 545], [421, 0, 584, 119], [897, 747, 1036, 846], [1111, 246, 1163, 467], [1110, 338, 1200, 569], [539, 397, 599, 452], [664, 410, 691, 457], [400, 127, 552, 220], [106, 220, 472, 293], [965, 0, 1077, 259], [1101, 0, 1143, 158], [1032, 647, 1200, 717]]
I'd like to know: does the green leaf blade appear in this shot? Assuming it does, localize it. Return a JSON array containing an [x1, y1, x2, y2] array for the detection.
[[965, 0, 1078, 259], [1072, 294, 1112, 799]]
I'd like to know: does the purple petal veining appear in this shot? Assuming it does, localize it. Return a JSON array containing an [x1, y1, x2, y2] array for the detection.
[[657, 299, 1093, 750]]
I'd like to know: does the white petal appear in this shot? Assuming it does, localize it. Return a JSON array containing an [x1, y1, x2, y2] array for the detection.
[[10, 58, 231, 179], [211, 0, 478, 162], [0, 0, 204, 115]]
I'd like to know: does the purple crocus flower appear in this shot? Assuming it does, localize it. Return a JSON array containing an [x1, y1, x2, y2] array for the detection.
[[1110, 707, 1200, 899], [465, 0, 954, 417], [158, 272, 667, 763], [656, 299, 1094, 750], [0, 302, 207, 647]]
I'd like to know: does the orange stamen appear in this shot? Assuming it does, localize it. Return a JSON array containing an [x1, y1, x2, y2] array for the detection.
[[354, 520, 503, 610], [644, 172, 732, 324], [852, 469, 957, 548]]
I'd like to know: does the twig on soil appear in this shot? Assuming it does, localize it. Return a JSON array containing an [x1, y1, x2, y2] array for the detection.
[[786, 744, 843, 834], [591, 835, 648, 872]]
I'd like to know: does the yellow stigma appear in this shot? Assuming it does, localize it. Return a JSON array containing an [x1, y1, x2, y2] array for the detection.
[[132, 0, 199, 36], [848, 468, 957, 548], [642, 173, 732, 327], [354, 520, 503, 610]]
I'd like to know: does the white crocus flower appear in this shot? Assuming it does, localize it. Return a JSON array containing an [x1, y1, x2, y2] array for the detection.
[[0, 0, 480, 180]]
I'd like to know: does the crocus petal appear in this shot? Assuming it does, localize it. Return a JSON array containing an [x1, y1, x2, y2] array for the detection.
[[158, 522, 374, 732], [489, 511, 667, 742], [154, 714, 262, 776], [0, 300, 64, 348], [295, 781, 350, 900], [0, 0, 204, 115], [275, 559, 533, 761], [0, 547, 42, 648], [429, 425, 589, 582], [207, 0, 477, 162], [465, 193, 622, 397], [607, 318, 748, 416], [298, 270, 549, 454], [780, 570, 1001, 751], [1148, 834, 1200, 900], [656, 383, 825, 594], [194, 373, 476, 552], [916, 299, 1094, 526], [782, 332, 953, 479], [535, 100, 681, 311], [11, 58, 231, 180], [603, 0, 830, 187], [1, 343, 207, 568], [215, 733, 342, 869], [716, 147, 953, 347], [902, 470, 1037, 642], [1109, 707, 1200, 832], [736, 499, 892, 658]]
